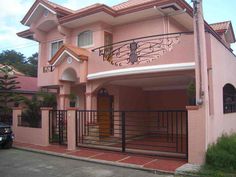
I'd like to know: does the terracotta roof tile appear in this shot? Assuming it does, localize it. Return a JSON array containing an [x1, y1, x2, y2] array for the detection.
[[112, 0, 154, 10], [44, 0, 75, 13], [15, 76, 38, 92], [76, 3, 103, 13], [210, 21, 231, 33], [49, 44, 89, 65]]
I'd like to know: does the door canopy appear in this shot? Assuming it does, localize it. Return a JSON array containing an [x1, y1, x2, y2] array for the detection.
[[49, 44, 89, 66]]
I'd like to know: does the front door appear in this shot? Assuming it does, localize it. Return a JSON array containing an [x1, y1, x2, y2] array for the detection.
[[97, 88, 113, 137]]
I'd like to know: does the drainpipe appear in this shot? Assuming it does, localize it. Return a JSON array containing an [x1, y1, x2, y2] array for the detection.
[[192, 0, 208, 106], [192, 0, 210, 151]]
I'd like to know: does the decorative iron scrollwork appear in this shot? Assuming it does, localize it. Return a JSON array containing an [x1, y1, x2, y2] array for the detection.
[[43, 65, 55, 73], [93, 33, 182, 66]]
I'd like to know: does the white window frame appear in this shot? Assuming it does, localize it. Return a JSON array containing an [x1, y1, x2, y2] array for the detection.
[[49, 39, 63, 60], [77, 30, 94, 48]]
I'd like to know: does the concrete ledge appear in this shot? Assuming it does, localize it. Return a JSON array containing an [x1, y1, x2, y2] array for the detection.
[[40, 107, 53, 110], [186, 106, 200, 110]]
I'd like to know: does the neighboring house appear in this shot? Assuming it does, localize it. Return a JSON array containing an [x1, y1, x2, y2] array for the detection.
[[0, 64, 38, 124], [0, 64, 38, 99], [17, 0, 236, 165]]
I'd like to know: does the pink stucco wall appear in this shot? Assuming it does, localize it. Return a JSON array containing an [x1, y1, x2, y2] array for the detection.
[[12, 108, 50, 146], [208, 33, 236, 144]]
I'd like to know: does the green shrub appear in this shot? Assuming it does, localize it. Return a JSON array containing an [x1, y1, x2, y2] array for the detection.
[[206, 133, 236, 172]]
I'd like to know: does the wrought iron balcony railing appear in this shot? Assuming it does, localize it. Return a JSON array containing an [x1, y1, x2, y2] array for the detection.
[[92, 32, 192, 66], [43, 65, 55, 73]]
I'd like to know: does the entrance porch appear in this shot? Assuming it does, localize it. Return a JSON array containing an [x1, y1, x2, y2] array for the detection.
[[74, 70, 194, 158]]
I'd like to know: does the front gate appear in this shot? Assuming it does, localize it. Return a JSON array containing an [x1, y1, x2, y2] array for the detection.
[[49, 110, 67, 145], [76, 110, 188, 158]]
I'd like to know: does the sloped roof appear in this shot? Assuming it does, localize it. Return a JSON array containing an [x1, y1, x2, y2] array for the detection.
[[49, 44, 89, 65], [210, 21, 235, 43], [21, 0, 73, 25], [15, 76, 38, 92], [112, 0, 154, 10], [210, 21, 231, 33]]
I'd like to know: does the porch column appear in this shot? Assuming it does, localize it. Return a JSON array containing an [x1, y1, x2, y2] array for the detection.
[[12, 107, 22, 133], [67, 108, 77, 150], [85, 92, 92, 110], [59, 83, 71, 109], [41, 107, 52, 146], [187, 106, 206, 165]]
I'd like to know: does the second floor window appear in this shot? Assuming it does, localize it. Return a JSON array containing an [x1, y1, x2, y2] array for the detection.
[[51, 40, 63, 57], [78, 30, 93, 47]]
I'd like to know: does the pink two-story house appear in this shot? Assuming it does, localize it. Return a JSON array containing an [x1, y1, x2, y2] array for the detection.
[[17, 0, 236, 165]]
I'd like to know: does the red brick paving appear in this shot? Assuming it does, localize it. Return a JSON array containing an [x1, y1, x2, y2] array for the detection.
[[68, 149, 102, 158], [119, 156, 155, 165], [143, 158, 186, 172], [91, 152, 129, 161], [13, 142, 187, 173]]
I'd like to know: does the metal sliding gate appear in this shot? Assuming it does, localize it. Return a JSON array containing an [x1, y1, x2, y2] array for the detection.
[[76, 110, 188, 158], [49, 110, 67, 145]]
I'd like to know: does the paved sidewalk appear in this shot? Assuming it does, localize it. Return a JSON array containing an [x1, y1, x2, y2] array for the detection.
[[13, 142, 187, 174]]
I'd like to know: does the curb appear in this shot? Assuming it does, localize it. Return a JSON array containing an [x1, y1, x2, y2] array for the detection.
[[13, 146, 175, 175]]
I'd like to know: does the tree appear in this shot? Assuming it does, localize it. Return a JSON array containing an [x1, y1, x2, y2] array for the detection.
[[0, 66, 22, 123], [21, 92, 57, 127], [25, 53, 38, 77], [0, 50, 25, 66]]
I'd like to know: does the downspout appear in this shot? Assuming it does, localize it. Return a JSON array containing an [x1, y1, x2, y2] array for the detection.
[[192, 0, 210, 151], [192, 0, 204, 105]]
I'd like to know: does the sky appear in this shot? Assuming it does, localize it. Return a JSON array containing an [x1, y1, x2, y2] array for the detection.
[[0, 0, 235, 57]]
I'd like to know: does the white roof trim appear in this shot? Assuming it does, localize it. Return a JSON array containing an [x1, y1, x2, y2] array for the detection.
[[24, 3, 56, 25], [52, 50, 81, 66], [87, 62, 195, 80]]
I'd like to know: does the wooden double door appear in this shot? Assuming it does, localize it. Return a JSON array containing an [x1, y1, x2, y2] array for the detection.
[[97, 89, 114, 137]]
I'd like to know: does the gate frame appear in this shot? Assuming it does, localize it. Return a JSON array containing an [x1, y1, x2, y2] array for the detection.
[[75, 109, 188, 159], [49, 110, 68, 145]]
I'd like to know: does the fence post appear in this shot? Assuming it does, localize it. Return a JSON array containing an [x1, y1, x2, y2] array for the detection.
[[12, 107, 22, 134], [41, 107, 52, 146], [186, 106, 206, 165], [67, 108, 77, 150], [121, 111, 126, 153]]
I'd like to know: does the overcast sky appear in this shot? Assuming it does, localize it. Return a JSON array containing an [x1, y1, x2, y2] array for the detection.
[[0, 0, 235, 57]]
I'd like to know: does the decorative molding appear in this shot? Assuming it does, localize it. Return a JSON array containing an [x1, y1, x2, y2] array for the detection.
[[88, 62, 195, 80], [53, 50, 81, 66], [24, 3, 56, 25], [143, 85, 187, 91]]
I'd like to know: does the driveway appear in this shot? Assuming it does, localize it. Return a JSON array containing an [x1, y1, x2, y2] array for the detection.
[[0, 149, 174, 177]]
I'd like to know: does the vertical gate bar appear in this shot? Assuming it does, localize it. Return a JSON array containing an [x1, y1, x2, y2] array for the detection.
[[171, 111, 174, 142], [82, 111, 84, 143], [75, 110, 77, 146], [167, 111, 169, 142], [176, 111, 178, 153], [49, 110, 51, 143], [121, 111, 126, 152], [180, 111, 183, 153], [186, 111, 188, 159], [58, 111, 60, 144]]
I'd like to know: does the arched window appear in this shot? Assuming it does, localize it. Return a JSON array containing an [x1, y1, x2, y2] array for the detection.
[[77, 30, 93, 47], [223, 84, 236, 113]]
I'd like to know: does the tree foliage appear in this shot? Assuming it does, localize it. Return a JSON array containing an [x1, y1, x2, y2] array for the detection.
[[0, 66, 22, 123], [21, 92, 57, 127], [0, 50, 38, 77]]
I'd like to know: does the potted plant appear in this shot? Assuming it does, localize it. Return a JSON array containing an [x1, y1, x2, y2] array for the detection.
[[187, 81, 196, 105], [68, 93, 77, 107]]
